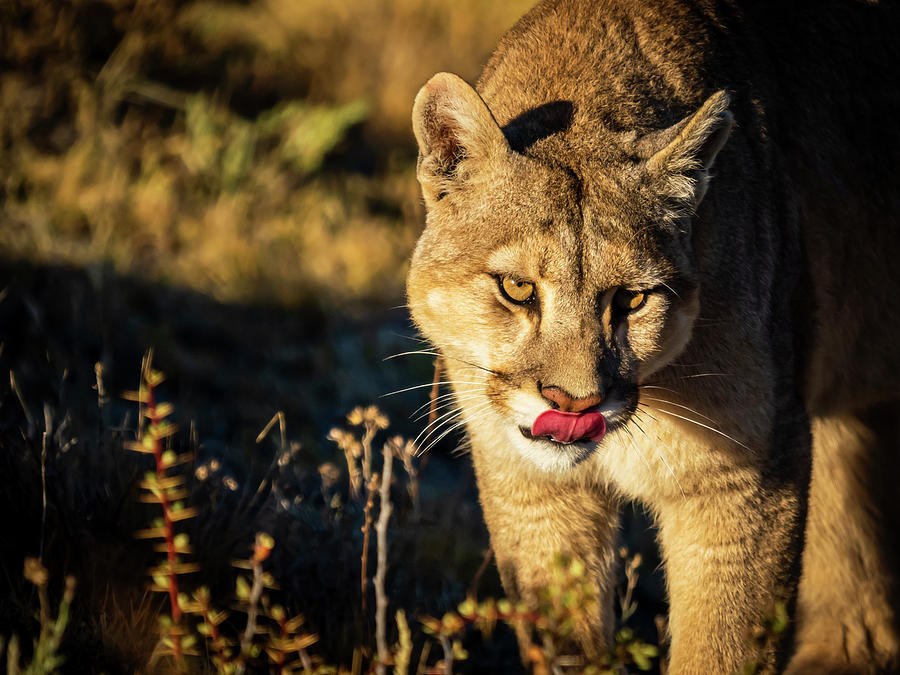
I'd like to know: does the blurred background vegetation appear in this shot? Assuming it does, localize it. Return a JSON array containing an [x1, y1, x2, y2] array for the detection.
[[1, 0, 533, 308], [0, 1, 666, 672]]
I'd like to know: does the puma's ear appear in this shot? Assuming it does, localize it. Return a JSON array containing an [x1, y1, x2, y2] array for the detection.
[[643, 90, 733, 207], [412, 72, 509, 206]]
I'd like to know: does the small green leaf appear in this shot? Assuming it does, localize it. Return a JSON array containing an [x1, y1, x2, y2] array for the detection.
[[771, 601, 789, 634], [457, 597, 476, 618], [236, 575, 250, 600]]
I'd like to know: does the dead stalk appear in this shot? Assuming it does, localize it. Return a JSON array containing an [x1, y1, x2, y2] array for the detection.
[[360, 473, 380, 613], [237, 553, 265, 671], [617, 552, 642, 623], [374, 443, 393, 674], [467, 548, 494, 600], [428, 357, 443, 428], [397, 438, 419, 522], [95, 361, 110, 428], [9, 370, 35, 437], [39, 407, 49, 564], [361, 420, 376, 484], [438, 635, 453, 675]]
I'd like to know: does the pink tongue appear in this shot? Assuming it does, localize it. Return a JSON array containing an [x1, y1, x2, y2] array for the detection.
[[531, 410, 606, 443]]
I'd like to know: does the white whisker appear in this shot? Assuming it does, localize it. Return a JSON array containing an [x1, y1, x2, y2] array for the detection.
[[677, 373, 731, 379], [632, 410, 686, 500], [409, 389, 483, 418], [383, 350, 441, 360], [413, 404, 469, 448], [639, 396, 717, 423], [412, 394, 484, 423], [640, 385, 680, 394], [414, 401, 491, 454], [380, 381, 485, 397], [620, 425, 653, 474], [649, 406, 751, 451], [420, 401, 492, 454], [384, 350, 499, 376], [391, 332, 431, 344], [660, 281, 681, 299], [416, 404, 493, 457]]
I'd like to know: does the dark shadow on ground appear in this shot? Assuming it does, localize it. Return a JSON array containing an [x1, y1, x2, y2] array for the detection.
[[0, 257, 664, 673]]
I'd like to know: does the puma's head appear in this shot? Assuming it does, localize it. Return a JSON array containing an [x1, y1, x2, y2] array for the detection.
[[407, 72, 732, 473]]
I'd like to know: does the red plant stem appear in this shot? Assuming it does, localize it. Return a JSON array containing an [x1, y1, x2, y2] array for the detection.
[[146, 379, 182, 664], [274, 616, 287, 666], [198, 597, 227, 665]]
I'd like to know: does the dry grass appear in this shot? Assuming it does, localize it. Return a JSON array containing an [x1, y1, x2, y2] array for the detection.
[[0, 0, 533, 310]]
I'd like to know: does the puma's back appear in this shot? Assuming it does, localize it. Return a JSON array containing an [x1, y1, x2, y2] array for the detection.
[[408, 1, 900, 671]]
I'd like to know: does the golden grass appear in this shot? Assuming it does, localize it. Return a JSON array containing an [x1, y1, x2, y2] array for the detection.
[[0, 0, 534, 309]]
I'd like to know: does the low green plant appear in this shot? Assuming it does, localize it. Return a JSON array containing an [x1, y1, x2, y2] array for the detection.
[[128, 357, 331, 673], [738, 594, 790, 675], [1, 559, 76, 675], [422, 555, 658, 675]]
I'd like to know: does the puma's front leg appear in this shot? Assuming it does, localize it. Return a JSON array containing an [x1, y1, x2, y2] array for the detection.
[[657, 447, 809, 674], [468, 432, 621, 662]]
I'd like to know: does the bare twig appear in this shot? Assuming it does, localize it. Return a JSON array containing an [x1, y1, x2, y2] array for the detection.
[[255, 411, 286, 449], [394, 610, 412, 675], [428, 357, 443, 428], [617, 551, 642, 623], [361, 473, 380, 613], [655, 614, 669, 675], [438, 635, 453, 675], [374, 443, 394, 675], [94, 361, 110, 429], [39, 406, 50, 565], [422, 357, 444, 475], [328, 428, 362, 499], [393, 437, 420, 522], [9, 371, 35, 437], [415, 641, 432, 675], [466, 548, 494, 600], [361, 424, 375, 484], [237, 534, 272, 672], [250, 411, 287, 512], [348, 406, 389, 487]]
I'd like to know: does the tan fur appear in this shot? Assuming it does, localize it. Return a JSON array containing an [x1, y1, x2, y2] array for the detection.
[[407, 1, 900, 672]]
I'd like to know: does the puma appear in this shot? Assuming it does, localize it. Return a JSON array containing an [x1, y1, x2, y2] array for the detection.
[[407, 0, 900, 672]]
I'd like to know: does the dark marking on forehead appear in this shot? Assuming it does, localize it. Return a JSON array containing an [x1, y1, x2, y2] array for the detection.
[[501, 100, 575, 153]]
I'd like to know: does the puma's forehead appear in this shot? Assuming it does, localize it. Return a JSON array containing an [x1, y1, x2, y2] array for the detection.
[[485, 230, 673, 293]]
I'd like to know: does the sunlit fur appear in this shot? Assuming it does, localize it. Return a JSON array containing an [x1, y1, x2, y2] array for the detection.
[[408, 1, 900, 672]]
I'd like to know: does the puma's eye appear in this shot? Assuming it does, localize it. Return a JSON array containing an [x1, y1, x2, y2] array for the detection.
[[614, 289, 646, 312], [499, 276, 535, 304]]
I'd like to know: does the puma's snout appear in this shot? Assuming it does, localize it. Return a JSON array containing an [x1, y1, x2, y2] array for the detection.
[[538, 383, 604, 412]]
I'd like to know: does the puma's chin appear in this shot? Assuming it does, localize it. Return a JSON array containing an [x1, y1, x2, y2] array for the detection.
[[505, 424, 598, 473]]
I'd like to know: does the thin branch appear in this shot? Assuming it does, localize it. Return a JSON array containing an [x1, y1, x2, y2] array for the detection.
[[361, 473, 380, 613], [374, 444, 394, 674]]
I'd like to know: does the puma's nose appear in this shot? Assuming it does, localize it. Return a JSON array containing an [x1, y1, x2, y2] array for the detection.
[[539, 383, 603, 413]]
